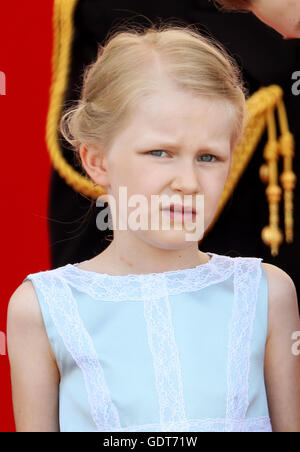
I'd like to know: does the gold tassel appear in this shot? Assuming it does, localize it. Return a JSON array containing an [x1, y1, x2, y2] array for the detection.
[[259, 94, 296, 256], [205, 86, 296, 256], [260, 108, 283, 256]]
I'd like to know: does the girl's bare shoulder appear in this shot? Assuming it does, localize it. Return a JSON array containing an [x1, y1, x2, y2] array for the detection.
[[261, 262, 297, 302], [8, 280, 43, 328], [7, 280, 59, 369], [261, 262, 299, 342]]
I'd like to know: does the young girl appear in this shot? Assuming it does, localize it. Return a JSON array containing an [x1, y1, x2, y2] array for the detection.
[[7, 24, 300, 432]]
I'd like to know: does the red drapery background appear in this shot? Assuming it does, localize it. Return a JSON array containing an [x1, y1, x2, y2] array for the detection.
[[0, 0, 53, 431]]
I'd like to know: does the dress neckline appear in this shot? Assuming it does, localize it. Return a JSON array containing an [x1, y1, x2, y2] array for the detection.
[[67, 251, 217, 279], [58, 252, 238, 300]]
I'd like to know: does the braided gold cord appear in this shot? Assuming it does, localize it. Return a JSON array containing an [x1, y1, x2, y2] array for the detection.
[[47, 1, 296, 255], [46, 0, 105, 199], [277, 100, 297, 244]]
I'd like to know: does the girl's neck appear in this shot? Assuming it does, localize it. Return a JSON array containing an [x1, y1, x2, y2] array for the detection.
[[78, 243, 210, 276]]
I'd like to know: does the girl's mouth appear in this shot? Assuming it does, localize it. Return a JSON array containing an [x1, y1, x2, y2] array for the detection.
[[161, 206, 196, 222]]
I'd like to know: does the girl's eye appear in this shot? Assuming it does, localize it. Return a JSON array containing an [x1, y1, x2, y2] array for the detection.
[[146, 150, 218, 162], [199, 154, 217, 163], [147, 150, 169, 157]]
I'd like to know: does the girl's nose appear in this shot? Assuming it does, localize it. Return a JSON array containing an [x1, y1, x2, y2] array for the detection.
[[170, 163, 201, 194]]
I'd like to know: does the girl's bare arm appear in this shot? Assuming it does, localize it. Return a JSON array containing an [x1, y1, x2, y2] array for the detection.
[[263, 263, 300, 432], [7, 280, 60, 432]]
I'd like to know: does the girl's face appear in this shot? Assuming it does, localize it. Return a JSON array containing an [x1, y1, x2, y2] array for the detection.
[[250, 0, 300, 39], [89, 80, 235, 251]]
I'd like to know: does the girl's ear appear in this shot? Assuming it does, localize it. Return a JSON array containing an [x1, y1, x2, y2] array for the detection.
[[79, 143, 111, 189]]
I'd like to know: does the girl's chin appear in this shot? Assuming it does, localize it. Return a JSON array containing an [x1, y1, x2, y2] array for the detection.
[[136, 229, 203, 246]]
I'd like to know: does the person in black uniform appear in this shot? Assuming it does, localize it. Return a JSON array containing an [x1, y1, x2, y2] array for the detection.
[[49, 0, 300, 307], [215, 0, 300, 39]]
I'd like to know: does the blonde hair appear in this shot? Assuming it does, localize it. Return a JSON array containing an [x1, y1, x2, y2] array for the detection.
[[60, 22, 247, 163]]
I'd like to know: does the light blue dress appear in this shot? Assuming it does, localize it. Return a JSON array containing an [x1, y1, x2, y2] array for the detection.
[[22, 252, 273, 432]]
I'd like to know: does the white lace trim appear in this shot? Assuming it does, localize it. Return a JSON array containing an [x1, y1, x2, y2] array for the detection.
[[141, 273, 188, 428], [225, 257, 263, 432], [26, 252, 272, 432], [59, 252, 235, 301]]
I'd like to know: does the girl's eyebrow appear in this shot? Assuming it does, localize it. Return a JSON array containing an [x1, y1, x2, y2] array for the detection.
[[134, 139, 178, 150]]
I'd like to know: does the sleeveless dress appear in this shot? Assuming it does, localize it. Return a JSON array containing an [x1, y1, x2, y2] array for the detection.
[[22, 252, 273, 432]]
